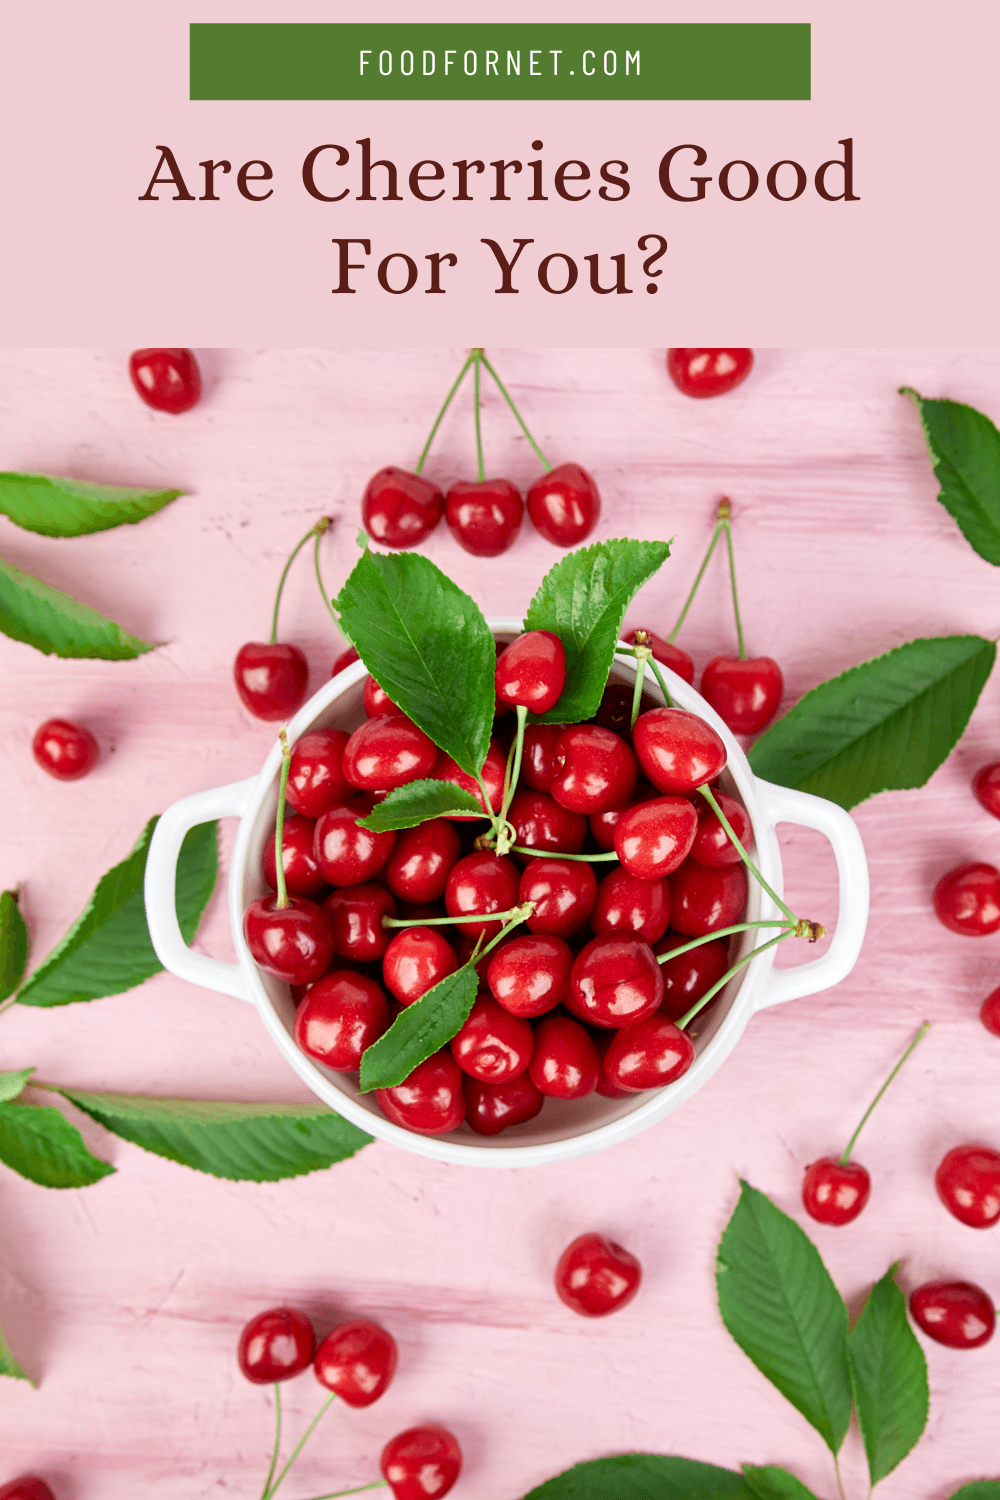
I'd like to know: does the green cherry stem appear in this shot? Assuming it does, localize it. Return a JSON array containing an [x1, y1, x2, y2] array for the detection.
[[510, 846, 619, 862], [472, 349, 486, 482], [479, 352, 552, 471], [313, 525, 341, 628], [264, 1392, 338, 1500], [697, 785, 800, 928], [617, 638, 673, 708], [677, 929, 795, 1031], [839, 1021, 931, 1165], [260, 1385, 283, 1500], [383, 902, 536, 930], [273, 730, 293, 909], [414, 351, 475, 476], [270, 519, 332, 645], [667, 514, 723, 644], [656, 919, 796, 970], [630, 647, 649, 727], [720, 499, 747, 661], [291, 1484, 387, 1500], [498, 705, 528, 834]]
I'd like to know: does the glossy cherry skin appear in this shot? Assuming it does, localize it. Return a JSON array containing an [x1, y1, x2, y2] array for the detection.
[[433, 738, 506, 819], [243, 896, 335, 985], [529, 1015, 600, 1098], [633, 707, 727, 793], [668, 859, 747, 937], [314, 1319, 398, 1407], [362, 466, 445, 548], [935, 1144, 1000, 1228], [0, 1481, 56, 1500], [487, 933, 572, 1017], [666, 348, 753, 399], [522, 723, 564, 792], [294, 971, 389, 1070], [910, 1280, 995, 1349], [332, 645, 361, 676], [376, 1050, 466, 1135], [495, 631, 567, 713], [508, 789, 587, 859], [654, 935, 730, 1021], [519, 858, 597, 938], [689, 790, 752, 867], [286, 730, 351, 818], [802, 1158, 871, 1225], [31, 718, 99, 780], [603, 1014, 695, 1091], [702, 656, 783, 736], [981, 985, 1000, 1036], [382, 927, 458, 1005], [568, 933, 663, 1029], [594, 683, 657, 741], [451, 995, 535, 1082], [314, 800, 395, 886], [933, 863, 1000, 936], [555, 1233, 642, 1317], [973, 762, 1000, 818], [234, 642, 309, 721], [343, 714, 437, 793], [527, 462, 601, 547], [323, 884, 396, 962], [589, 785, 658, 851], [129, 347, 202, 413], [384, 818, 461, 903], [591, 868, 670, 943], [445, 851, 521, 941], [381, 1426, 463, 1500], [614, 796, 699, 881], [263, 814, 326, 898], [464, 1072, 544, 1135], [238, 1306, 316, 1383], [627, 627, 695, 685], [446, 477, 523, 556], [551, 724, 638, 814]]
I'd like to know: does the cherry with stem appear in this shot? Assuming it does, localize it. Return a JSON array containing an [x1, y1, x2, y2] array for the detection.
[[701, 499, 785, 735], [234, 519, 332, 722]]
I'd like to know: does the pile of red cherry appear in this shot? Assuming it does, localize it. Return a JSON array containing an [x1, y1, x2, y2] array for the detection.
[[243, 629, 750, 1140]]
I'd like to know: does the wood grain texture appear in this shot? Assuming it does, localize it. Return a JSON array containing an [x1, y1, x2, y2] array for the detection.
[[2, 348, 1000, 1499]]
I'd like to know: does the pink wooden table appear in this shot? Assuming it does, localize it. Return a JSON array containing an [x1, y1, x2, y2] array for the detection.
[[2, 348, 1000, 1499]]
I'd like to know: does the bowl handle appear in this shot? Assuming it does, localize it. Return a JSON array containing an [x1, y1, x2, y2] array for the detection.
[[144, 778, 257, 1002], [752, 779, 870, 1010]]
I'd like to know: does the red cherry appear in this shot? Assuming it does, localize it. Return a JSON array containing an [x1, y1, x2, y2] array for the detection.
[[294, 971, 389, 1071], [568, 933, 663, 1028], [666, 348, 753, 399], [332, 645, 361, 676], [519, 858, 597, 938], [376, 1050, 466, 1135], [627, 627, 695, 685], [31, 718, 99, 781], [594, 1031, 632, 1098], [486, 933, 572, 1017], [238, 1306, 316, 1383], [668, 859, 747, 937], [527, 462, 601, 547], [614, 795, 699, 881], [935, 1144, 1000, 1228], [450, 995, 534, 1082], [384, 818, 461, 903], [551, 724, 638, 814], [910, 1280, 995, 1349], [363, 675, 402, 717], [508, 789, 587, 860], [591, 868, 670, 943], [633, 707, 727, 793], [555, 1232, 642, 1317], [128, 347, 202, 414], [323, 884, 396, 962], [263, 814, 326, 898], [464, 1072, 544, 1135], [433, 738, 506, 819], [445, 851, 520, 941], [701, 656, 783, 736], [495, 630, 567, 713], [362, 466, 444, 548], [286, 730, 351, 818], [381, 1426, 463, 1500], [933, 863, 1000, 936], [343, 714, 437, 793], [593, 682, 656, 741], [981, 985, 1000, 1036], [689, 791, 752, 867], [243, 895, 335, 985], [314, 1318, 397, 1407], [588, 785, 658, 852], [445, 477, 523, 556], [802, 1158, 871, 1226], [602, 1013, 695, 1091], [522, 724, 564, 792], [314, 800, 396, 886], [973, 762, 1000, 818], [382, 927, 458, 1006], [0, 1482, 56, 1500], [233, 642, 309, 722], [528, 1015, 600, 1098], [654, 935, 730, 1021]]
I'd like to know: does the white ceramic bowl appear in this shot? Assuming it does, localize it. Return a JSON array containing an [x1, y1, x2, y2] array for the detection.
[[145, 619, 869, 1168]]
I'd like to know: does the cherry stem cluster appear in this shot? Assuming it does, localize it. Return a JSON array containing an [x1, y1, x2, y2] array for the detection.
[[412, 347, 552, 480], [261, 1387, 338, 1500], [839, 1021, 931, 1164], [270, 518, 333, 644], [273, 731, 293, 909]]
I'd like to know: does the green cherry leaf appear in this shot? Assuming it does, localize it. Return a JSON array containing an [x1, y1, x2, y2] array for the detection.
[[716, 1182, 852, 1455], [359, 965, 479, 1093], [0, 889, 29, 1001], [523, 538, 671, 724], [335, 547, 495, 777], [356, 778, 483, 832], [0, 1100, 115, 1188], [0, 558, 159, 659], [17, 818, 217, 1008], [0, 1320, 34, 1386], [0, 1069, 34, 1104], [748, 635, 996, 810], [0, 472, 182, 538], [54, 1091, 372, 1181], [521, 1454, 750, 1500], [847, 1262, 929, 1486], [901, 389, 1000, 564], [741, 1466, 821, 1500]]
